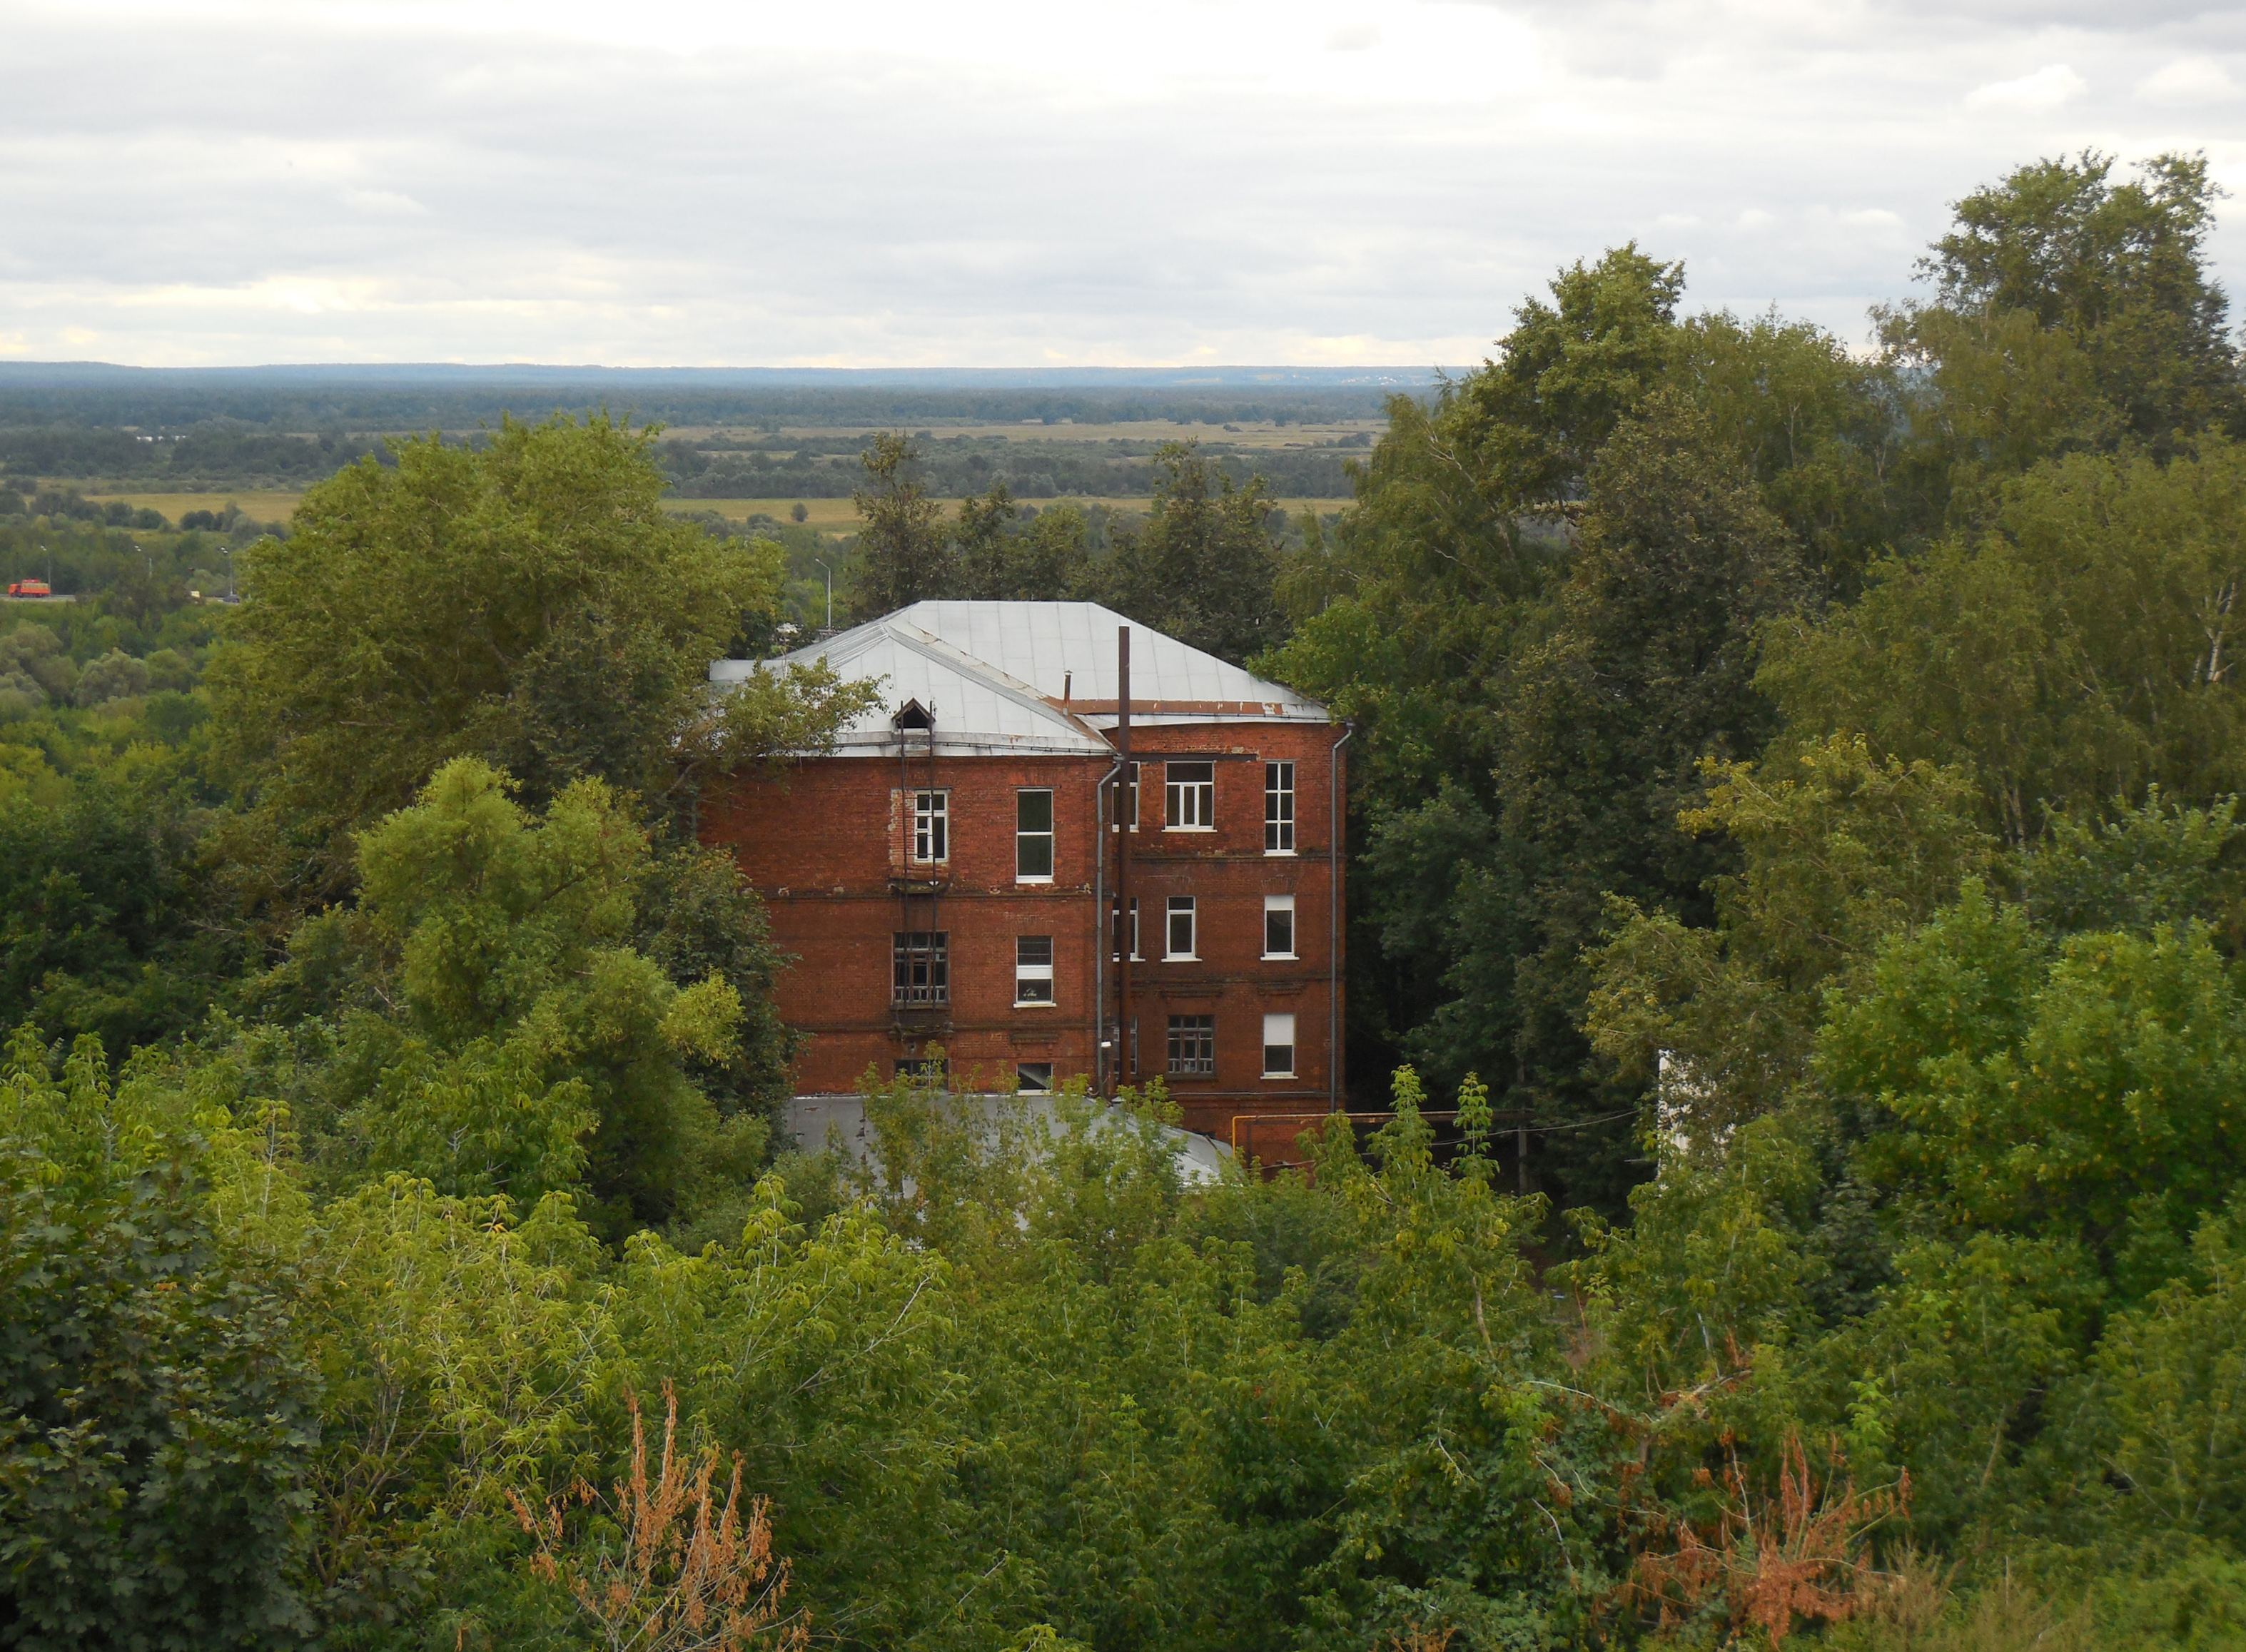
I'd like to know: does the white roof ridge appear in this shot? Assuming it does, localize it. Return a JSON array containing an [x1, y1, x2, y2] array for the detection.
[[871, 619, 1104, 745]]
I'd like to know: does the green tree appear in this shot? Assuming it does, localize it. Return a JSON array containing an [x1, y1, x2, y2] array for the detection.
[[849, 432, 951, 617], [1881, 151, 2240, 522], [0, 1030, 318, 1648], [1761, 440, 2246, 843], [300, 759, 766, 1239], [1406, 398, 1804, 1198], [1091, 443, 1285, 664], [209, 415, 796, 905]]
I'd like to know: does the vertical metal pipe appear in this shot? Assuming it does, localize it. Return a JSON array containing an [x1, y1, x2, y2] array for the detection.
[[1093, 751, 1120, 1096], [1116, 626, 1132, 1092], [1328, 721, 1352, 1114]]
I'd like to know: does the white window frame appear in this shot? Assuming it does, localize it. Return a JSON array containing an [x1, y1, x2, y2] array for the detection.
[[1165, 896, 1197, 961], [1016, 789, 1055, 883], [1263, 894, 1296, 960], [1262, 1012, 1297, 1078], [1113, 897, 1140, 963], [1265, 761, 1296, 855], [1165, 761, 1215, 831], [910, 789, 949, 864], [1016, 1061, 1054, 1093], [1014, 934, 1055, 1006]]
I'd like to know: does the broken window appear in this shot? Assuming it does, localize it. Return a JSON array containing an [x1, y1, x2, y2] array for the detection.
[[892, 931, 949, 1005], [1167, 1014, 1215, 1076]]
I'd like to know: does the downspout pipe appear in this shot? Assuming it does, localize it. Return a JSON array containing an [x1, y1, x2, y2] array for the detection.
[[1116, 626, 1133, 1095], [1093, 749, 1122, 1098], [1328, 720, 1353, 1114]]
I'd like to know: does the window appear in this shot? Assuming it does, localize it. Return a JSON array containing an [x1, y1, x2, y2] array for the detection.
[[1262, 1013, 1297, 1078], [1112, 762, 1140, 831], [1165, 896, 1196, 960], [896, 1056, 949, 1082], [1165, 761, 1214, 830], [1265, 761, 1295, 853], [1015, 935, 1055, 1005], [911, 790, 949, 863], [1112, 897, 1139, 963], [1167, 1015, 1215, 1076], [1016, 789, 1054, 880], [892, 931, 949, 1005], [1263, 894, 1296, 959], [1016, 1061, 1053, 1093]]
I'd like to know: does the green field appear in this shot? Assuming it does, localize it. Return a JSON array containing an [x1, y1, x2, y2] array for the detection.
[[72, 489, 1352, 532]]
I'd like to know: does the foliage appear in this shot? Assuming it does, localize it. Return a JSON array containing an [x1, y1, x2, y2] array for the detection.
[[0, 1028, 317, 1648], [1085, 441, 1287, 664], [847, 432, 951, 617], [207, 414, 794, 896]]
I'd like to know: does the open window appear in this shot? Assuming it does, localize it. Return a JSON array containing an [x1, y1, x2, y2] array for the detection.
[[1263, 894, 1296, 959], [1015, 935, 1055, 1005], [1261, 1013, 1296, 1078]]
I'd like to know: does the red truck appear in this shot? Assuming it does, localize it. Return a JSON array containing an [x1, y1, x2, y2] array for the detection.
[[5, 579, 51, 598]]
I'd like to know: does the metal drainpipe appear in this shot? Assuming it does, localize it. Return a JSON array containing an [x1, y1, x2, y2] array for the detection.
[[1115, 626, 1132, 1095], [1328, 721, 1353, 1114], [1092, 749, 1122, 1098]]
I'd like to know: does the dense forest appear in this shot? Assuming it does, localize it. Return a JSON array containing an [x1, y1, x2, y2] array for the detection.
[[0, 425, 1362, 504], [5, 150, 2246, 1651]]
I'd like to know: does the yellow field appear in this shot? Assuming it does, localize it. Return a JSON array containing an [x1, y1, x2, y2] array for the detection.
[[81, 490, 305, 523]]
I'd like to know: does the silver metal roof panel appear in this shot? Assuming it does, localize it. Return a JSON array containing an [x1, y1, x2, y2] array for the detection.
[[709, 600, 1329, 756]]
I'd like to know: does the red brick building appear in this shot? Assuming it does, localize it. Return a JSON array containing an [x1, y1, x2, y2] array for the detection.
[[700, 600, 1347, 1138]]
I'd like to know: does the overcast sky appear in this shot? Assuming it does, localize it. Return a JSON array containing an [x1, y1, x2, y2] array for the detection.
[[4, 0, 2245, 369]]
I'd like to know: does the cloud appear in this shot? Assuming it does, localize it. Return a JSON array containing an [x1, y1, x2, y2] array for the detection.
[[2137, 59, 2240, 106], [0, 2, 2242, 365], [1965, 64, 2088, 111]]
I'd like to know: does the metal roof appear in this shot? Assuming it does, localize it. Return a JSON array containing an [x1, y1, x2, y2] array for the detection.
[[709, 601, 1328, 759]]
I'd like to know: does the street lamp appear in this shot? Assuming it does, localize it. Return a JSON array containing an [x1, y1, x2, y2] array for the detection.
[[813, 557, 834, 632], [221, 545, 234, 602]]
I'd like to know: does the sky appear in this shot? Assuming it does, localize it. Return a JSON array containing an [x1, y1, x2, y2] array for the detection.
[[4, 0, 2246, 370]]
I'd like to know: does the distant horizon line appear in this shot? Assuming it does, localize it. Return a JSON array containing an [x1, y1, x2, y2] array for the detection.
[[0, 360, 1453, 389]]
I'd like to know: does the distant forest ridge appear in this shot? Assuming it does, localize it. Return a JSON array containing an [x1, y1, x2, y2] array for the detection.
[[0, 360, 1440, 433]]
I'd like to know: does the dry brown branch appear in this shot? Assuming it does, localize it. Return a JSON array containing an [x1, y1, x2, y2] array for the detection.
[[510, 1384, 806, 1652], [1380, 1626, 1456, 1652], [1620, 1430, 1911, 1648]]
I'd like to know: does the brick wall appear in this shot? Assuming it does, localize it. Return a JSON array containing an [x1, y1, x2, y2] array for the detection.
[[700, 718, 1345, 1138]]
